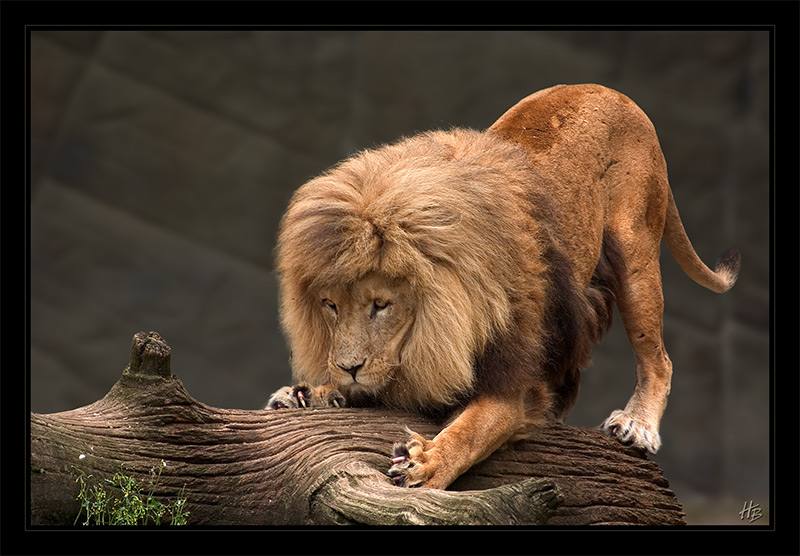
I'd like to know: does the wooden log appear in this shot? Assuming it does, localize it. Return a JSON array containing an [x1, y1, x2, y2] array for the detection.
[[29, 332, 685, 526]]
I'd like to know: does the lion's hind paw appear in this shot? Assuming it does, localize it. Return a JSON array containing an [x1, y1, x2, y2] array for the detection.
[[600, 409, 661, 454]]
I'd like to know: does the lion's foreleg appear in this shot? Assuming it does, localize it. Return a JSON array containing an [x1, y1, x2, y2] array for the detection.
[[388, 393, 527, 489]]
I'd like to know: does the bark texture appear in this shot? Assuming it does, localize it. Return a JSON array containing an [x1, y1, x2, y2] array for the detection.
[[30, 332, 685, 526]]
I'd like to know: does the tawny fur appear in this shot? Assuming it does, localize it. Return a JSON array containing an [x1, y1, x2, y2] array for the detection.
[[267, 84, 740, 489]]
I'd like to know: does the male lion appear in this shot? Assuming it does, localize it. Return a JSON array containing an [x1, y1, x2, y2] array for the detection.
[[266, 84, 740, 489]]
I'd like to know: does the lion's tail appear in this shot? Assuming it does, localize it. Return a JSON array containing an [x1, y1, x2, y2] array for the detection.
[[663, 188, 741, 293]]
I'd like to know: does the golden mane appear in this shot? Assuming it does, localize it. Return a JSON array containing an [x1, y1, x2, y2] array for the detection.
[[276, 129, 549, 409]]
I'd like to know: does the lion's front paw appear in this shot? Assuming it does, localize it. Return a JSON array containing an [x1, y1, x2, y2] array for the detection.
[[387, 431, 440, 488], [600, 409, 661, 454], [265, 382, 346, 410]]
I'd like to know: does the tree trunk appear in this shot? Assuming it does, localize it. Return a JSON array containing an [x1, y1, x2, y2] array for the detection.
[[30, 332, 685, 526]]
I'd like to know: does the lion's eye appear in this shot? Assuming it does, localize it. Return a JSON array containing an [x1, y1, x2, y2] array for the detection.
[[322, 299, 337, 313], [372, 299, 389, 313]]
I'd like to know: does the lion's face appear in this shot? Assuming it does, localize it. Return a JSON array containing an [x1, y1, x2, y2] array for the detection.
[[317, 273, 415, 394]]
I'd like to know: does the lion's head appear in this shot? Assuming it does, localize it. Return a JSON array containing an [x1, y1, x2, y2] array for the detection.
[[276, 129, 547, 410]]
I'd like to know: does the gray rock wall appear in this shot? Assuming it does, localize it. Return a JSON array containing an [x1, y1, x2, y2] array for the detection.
[[30, 29, 769, 524]]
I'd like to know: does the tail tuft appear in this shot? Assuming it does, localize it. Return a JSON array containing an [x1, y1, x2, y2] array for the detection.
[[713, 247, 741, 292]]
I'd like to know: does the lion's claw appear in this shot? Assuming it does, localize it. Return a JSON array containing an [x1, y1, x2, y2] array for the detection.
[[265, 384, 312, 410], [388, 442, 411, 485]]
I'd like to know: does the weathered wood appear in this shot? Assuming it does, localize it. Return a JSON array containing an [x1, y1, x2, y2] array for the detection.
[[29, 331, 685, 526]]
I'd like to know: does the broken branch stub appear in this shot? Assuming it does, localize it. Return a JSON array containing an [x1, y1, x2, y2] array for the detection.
[[125, 330, 171, 378]]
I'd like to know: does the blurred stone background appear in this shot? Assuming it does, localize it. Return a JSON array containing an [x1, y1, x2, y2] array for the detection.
[[29, 30, 769, 525]]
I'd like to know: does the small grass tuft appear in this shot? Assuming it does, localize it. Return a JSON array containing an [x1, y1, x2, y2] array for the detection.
[[73, 460, 189, 526]]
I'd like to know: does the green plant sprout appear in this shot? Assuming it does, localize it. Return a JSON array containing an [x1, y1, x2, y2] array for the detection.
[[74, 460, 189, 526]]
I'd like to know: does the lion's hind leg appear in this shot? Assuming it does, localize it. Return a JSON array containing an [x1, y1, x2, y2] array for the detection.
[[600, 258, 672, 454]]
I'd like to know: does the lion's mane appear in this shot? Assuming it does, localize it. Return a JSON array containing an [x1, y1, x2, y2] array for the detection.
[[276, 128, 620, 415]]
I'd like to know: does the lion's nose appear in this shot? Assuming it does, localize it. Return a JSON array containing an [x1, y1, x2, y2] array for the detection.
[[337, 361, 365, 379]]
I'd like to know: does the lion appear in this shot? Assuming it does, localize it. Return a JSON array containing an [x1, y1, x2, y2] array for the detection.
[[265, 83, 740, 489]]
